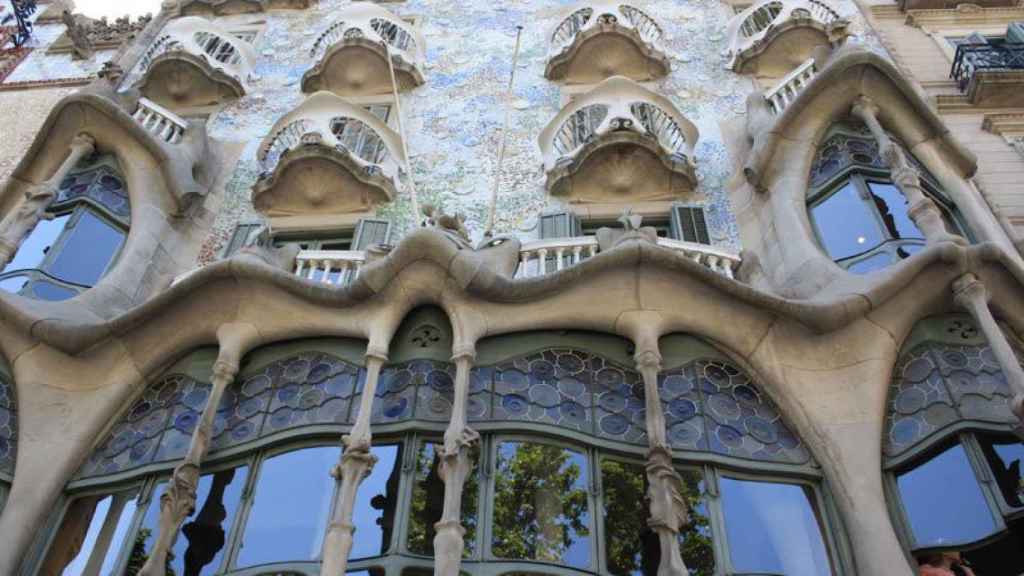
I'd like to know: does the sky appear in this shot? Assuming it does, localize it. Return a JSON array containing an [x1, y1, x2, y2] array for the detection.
[[74, 0, 163, 19]]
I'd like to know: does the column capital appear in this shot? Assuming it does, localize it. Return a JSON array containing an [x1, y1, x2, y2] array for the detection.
[[952, 273, 989, 309], [850, 96, 881, 122], [211, 359, 240, 382], [451, 344, 476, 364], [634, 349, 662, 372], [70, 133, 96, 155], [365, 347, 389, 363]]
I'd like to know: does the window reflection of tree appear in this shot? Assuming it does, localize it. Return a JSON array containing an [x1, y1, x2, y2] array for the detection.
[[407, 442, 479, 557], [370, 444, 403, 554], [492, 442, 590, 564]]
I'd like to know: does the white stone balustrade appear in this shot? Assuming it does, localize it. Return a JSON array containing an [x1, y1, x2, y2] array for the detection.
[[139, 17, 256, 85], [133, 98, 188, 144], [294, 250, 367, 285], [764, 57, 817, 114], [515, 236, 741, 280], [550, 1, 663, 54], [724, 0, 846, 72]]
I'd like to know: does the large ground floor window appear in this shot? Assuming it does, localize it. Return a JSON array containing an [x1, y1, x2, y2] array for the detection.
[[36, 428, 844, 576]]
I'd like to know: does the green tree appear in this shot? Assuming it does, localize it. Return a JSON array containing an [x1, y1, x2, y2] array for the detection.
[[491, 442, 590, 563], [123, 528, 176, 576]]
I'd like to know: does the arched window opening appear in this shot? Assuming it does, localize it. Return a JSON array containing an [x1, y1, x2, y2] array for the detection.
[[0, 154, 130, 301], [33, 333, 845, 575], [884, 315, 1024, 574], [0, 364, 16, 515], [807, 121, 968, 275]]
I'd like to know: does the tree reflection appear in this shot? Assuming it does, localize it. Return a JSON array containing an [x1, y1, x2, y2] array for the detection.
[[407, 442, 479, 556], [600, 460, 714, 576], [492, 442, 590, 565], [125, 529, 176, 576]]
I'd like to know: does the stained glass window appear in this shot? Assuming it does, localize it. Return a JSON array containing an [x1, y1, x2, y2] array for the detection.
[[0, 374, 16, 478], [78, 351, 362, 479]]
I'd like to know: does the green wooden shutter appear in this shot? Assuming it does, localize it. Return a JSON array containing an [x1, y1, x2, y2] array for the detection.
[[539, 211, 582, 239], [1007, 23, 1024, 44], [224, 223, 262, 257], [352, 219, 392, 250], [671, 206, 710, 245]]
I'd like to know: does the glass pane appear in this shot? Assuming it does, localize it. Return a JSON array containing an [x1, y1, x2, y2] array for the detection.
[[600, 459, 714, 576], [237, 447, 339, 567], [492, 441, 591, 568], [896, 443, 998, 547], [351, 444, 402, 559], [132, 466, 249, 576], [843, 252, 892, 275], [0, 275, 28, 294], [407, 441, 479, 557], [811, 183, 884, 261], [46, 210, 124, 287], [867, 181, 923, 241], [2, 214, 69, 274], [720, 477, 831, 576], [45, 489, 139, 576], [30, 279, 78, 302], [978, 435, 1024, 508]]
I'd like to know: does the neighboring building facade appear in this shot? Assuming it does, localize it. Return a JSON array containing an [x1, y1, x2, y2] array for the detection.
[[0, 0, 1021, 575]]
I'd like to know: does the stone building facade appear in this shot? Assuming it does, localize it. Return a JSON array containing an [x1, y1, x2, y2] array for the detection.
[[0, 0, 1022, 575]]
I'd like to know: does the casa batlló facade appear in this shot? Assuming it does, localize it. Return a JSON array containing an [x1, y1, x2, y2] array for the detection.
[[0, 0, 1022, 575]]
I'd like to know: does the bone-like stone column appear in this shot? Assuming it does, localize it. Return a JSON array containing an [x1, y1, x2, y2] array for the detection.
[[850, 97, 963, 246], [953, 274, 1024, 438], [434, 347, 480, 576], [320, 348, 388, 575], [137, 323, 259, 576], [635, 348, 691, 576], [0, 133, 96, 267]]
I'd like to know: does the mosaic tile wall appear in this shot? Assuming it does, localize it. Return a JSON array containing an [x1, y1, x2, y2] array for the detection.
[[2, 0, 888, 264]]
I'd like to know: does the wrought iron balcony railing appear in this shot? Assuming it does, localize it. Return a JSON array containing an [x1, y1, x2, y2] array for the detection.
[[951, 42, 1024, 92]]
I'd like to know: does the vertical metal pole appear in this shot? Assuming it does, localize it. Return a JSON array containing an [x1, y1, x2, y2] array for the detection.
[[384, 37, 421, 223], [484, 26, 524, 237]]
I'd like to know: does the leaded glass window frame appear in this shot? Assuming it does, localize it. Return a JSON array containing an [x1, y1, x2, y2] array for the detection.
[[806, 124, 971, 274]]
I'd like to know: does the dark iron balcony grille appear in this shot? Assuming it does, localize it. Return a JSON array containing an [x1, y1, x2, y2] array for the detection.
[[951, 43, 1024, 92]]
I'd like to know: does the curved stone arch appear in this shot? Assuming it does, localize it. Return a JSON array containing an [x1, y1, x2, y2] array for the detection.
[[0, 87, 214, 314], [740, 47, 1017, 295], [883, 313, 1019, 466], [71, 337, 369, 487]]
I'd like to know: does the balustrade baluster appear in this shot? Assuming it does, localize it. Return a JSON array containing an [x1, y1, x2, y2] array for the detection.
[[321, 260, 334, 284]]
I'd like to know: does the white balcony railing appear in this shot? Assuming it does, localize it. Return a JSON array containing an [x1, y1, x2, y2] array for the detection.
[[294, 250, 367, 285], [138, 17, 256, 86], [515, 236, 741, 279], [764, 57, 817, 114], [132, 97, 188, 144], [724, 0, 846, 72]]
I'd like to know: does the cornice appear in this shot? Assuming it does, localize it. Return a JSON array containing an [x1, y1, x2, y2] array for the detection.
[[982, 112, 1024, 135], [904, 4, 1024, 27]]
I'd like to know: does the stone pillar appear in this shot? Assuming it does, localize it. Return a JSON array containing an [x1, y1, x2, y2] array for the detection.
[[953, 274, 1024, 438], [635, 348, 691, 576], [434, 347, 480, 576], [0, 133, 95, 267], [320, 349, 388, 575], [850, 97, 964, 246], [137, 323, 258, 576]]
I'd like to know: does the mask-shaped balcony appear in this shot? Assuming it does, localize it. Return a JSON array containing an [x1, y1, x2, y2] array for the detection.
[[724, 0, 848, 77], [134, 17, 256, 109], [539, 76, 698, 204], [177, 0, 314, 17], [254, 91, 404, 217], [546, 2, 669, 83], [302, 3, 425, 97]]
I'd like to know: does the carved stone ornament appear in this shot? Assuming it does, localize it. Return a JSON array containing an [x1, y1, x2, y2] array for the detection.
[[50, 11, 153, 59], [422, 203, 472, 249], [596, 208, 660, 251], [645, 445, 691, 576]]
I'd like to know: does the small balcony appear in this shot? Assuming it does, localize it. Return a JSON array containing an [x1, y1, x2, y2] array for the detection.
[[538, 76, 698, 204], [763, 57, 818, 115], [135, 17, 256, 109], [546, 2, 669, 83], [302, 3, 425, 96], [951, 42, 1024, 107], [294, 249, 368, 285], [254, 91, 404, 217], [724, 0, 847, 76], [131, 97, 189, 145], [516, 236, 740, 279]]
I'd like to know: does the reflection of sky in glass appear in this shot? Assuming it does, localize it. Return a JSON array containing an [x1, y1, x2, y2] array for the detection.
[[982, 438, 1024, 508], [867, 182, 921, 240], [140, 467, 249, 575], [720, 477, 831, 576], [494, 441, 591, 569], [47, 211, 123, 286], [351, 444, 400, 559], [897, 443, 997, 547], [237, 446, 340, 567], [811, 183, 883, 261], [61, 492, 138, 576], [1, 215, 68, 275]]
